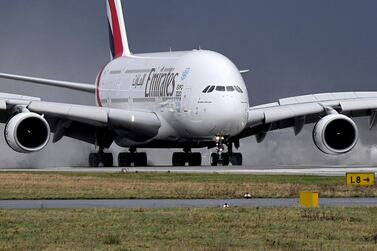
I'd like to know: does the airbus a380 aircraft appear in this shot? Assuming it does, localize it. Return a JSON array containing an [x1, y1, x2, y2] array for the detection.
[[0, 0, 377, 167]]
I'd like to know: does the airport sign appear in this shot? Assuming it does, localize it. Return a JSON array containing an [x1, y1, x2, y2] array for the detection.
[[346, 173, 375, 186]]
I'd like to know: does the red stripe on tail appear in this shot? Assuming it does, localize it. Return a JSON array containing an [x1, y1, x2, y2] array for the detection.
[[108, 0, 124, 58]]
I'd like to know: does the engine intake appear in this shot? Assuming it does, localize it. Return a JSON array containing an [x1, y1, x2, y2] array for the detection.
[[313, 114, 358, 155], [5, 112, 51, 153]]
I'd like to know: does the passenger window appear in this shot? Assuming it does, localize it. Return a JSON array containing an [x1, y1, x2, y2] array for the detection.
[[202, 85, 210, 93], [207, 85, 215, 93], [216, 86, 226, 92], [226, 86, 235, 92]]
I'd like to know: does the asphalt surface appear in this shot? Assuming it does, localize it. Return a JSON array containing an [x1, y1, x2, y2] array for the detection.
[[1, 165, 377, 176], [1, 198, 377, 209]]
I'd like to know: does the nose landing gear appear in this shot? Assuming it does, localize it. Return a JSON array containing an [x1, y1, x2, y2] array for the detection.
[[210, 136, 243, 166], [210, 136, 228, 166]]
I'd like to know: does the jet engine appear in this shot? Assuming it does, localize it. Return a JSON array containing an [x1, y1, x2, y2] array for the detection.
[[5, 112, 51, 153], [313, 114, 358, 155]]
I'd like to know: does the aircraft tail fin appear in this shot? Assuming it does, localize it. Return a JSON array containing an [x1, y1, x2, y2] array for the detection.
[[106, 0, 131, 59]]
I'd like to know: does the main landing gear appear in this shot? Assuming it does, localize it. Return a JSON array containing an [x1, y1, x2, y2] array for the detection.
[[172, 148, 202, 166], [89, 130, 116, 167], [89, 148, 148, 168], [210, 136, 243, 166], [118, 147, 148, 167], [89, 149, 114, 167]]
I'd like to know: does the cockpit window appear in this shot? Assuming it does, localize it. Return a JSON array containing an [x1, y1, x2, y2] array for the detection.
[[204, 85, 241, 93], [202, 85, 210, 93], [226, 86, 235, 92], [207, 85, 215, 93], [216, 86, 226, 92], [234, 86, 243, 93]]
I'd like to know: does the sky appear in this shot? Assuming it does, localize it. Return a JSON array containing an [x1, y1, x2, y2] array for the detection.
[[0, 0, 377, 167]]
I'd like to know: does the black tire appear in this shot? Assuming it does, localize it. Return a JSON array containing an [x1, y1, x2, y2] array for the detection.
[[134, 152, 148, 167], [103, 153, 114, 167], [230, 153, 243, 166], [221, 153, 230, 166], [188, 153, 202, 166], [89, 153, 100, 167], [210, 153, 218, 166], [172, 152, 186, 166], [118, 152, 132, 167]]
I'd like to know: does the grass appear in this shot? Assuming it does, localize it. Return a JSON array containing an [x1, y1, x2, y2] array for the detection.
[[0, 172, 376, 199], [1, 207, 377, 250]]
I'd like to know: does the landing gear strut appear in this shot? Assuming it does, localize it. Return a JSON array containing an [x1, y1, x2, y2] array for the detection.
[[118, 148, 148, 167], [89, 149, 114, 167], [172, 148, 202, 166], [210, 137, 243, 166], [89, 130, 116, 167]]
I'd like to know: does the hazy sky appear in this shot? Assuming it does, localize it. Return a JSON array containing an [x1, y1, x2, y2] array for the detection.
[[0, 0, 377, 166]]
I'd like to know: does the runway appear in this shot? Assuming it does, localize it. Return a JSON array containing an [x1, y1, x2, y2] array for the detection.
[[1, 165, 377, 176], [1, 198, 377, 209]]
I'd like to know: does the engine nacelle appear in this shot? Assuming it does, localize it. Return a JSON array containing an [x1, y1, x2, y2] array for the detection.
[[313, 114, 358, 155], [5, 112, 51, 153]]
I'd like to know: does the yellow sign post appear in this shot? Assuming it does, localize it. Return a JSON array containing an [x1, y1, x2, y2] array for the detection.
[[346, 173, 375, 187], [300, 192, 319, 208]]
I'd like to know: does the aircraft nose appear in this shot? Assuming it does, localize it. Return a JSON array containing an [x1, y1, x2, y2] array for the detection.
[[210, 96, 247, 136]]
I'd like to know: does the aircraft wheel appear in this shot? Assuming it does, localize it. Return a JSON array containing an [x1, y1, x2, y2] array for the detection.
[[172, 152, 186, 166], [221, 153, 230, 166], [89, 153, 101, 167], [89, 152, 113, 167], [118, 152, 132, 167], [188, 153, 202, 166], [103, 153, 114, 167], [134, 153, 148, 167], [210, 153, 218, 166], [230, 153, 243, 166]]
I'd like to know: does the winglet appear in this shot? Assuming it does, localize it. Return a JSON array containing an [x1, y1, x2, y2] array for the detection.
[[107, 0, 131, 59]]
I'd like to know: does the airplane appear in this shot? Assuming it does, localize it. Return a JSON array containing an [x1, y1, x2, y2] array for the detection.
[[0, 0, 377, 167]]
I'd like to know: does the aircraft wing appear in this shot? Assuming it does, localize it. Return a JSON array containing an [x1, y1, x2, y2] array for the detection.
[[0, 93, 161, 147], [241, 92, 377, 142], [0, 73, 95, 93]]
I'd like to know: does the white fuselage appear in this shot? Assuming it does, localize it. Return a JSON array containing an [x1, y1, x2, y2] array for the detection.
[[96, 50, 249, 147]]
